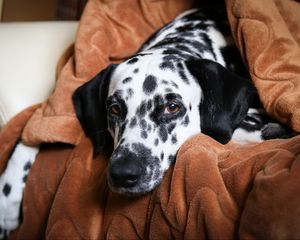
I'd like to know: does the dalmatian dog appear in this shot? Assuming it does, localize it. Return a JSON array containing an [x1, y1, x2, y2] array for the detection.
[[0, 8, 295, 237], [73, 9, 295, 195]]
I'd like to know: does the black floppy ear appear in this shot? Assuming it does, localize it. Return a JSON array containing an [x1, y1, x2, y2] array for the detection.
[[186, 59, 257, 144], [72, 64, 117, 153]]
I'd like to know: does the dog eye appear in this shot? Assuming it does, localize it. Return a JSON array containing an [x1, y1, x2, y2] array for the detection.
[[165, 102, 181, 114], [108, 104, 121, 117]]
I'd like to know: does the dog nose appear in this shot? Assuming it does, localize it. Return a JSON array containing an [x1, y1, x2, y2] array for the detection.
[[110, 160, 142, 188]]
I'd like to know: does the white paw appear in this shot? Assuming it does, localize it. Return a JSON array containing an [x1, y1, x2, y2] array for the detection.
[[0, 142, 39, 238]]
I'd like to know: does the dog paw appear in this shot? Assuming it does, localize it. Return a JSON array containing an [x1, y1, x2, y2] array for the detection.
[[262, 122, 297, 140], [0, 198, 20, 239], [0, 143, 39, 238], [0, 173, 21, 238]]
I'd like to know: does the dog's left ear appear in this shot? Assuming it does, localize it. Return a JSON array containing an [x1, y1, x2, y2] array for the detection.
[[72, 64, 116, 153], [186, 59, 257, 144]]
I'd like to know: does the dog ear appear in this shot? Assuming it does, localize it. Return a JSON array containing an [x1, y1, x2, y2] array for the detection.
[[186, 59, 257, 144], [72, 64, 116, 153]]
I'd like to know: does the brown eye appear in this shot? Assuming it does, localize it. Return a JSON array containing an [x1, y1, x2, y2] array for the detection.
[[109, 104, 121, 117], [165, 102, 181, 114]]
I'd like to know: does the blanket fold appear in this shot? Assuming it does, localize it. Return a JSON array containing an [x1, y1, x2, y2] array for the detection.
[[0, 105, 40, 174], [11, 134, 300, 239], [226, 0, 300, 131]]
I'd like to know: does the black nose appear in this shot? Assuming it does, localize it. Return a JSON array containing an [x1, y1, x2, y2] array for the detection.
[[109, 159, 142, 188]]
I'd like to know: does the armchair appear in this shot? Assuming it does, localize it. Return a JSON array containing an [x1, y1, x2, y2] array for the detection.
[[0, 21, 78, 128]]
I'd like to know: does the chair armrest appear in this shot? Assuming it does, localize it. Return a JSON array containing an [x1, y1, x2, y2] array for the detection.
[[0, 21, 78, 128]]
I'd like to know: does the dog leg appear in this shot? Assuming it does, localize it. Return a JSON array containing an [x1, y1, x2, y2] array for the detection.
[[232, 108, 297, 144], [0, 142, 39, 238], [261, 122, 297, 140]]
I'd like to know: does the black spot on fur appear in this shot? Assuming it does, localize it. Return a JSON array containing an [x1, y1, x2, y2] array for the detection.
[[141, 131, 148, 139], [24, 161, 32, 171], [161, 80, 169, 85], [163, 55, 180, 63], [122, 77, 132, 84], [147, 100, 153, 111], [176, 23, 199, 32], [176, 44, 191, 52], [154, 94, 164, 106], [182, 31, 195, 37], [171, 134, 178, 144], [149, 96, 165, 124], [2, 183, 11, 196], [151, 35, 195, 51], [159, 125, 168, 143], [167, 123, 176, 134], [129, 117, 137, 128], [159, 61, 175, 71], [139, 119, 147, 130], [165, 93, 183, 101], [136, 101, 147, 118], [133, 68, 139, 74], [171, 81, 179, 89], [127, 88, 134, 98], [190, 40, 207, 52], [199, 33, 216, 60], [143, 75, 157, 94], [163, 49, 179, 55], [127, 57, 139, 64], [23, 174, 28, 183], [182, 115, 190, 126], [177, 62, 184, 70], [160, 152, 164, 161], [165, 88, 172, 93], [177, 62, 189, 84], [154, 138, 159, 146]]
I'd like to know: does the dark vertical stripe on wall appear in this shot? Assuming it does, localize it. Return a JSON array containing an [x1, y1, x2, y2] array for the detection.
[[56, 0, 87, 20]]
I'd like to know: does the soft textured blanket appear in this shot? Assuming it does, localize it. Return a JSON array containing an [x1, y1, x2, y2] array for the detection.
[[1, 0, 300, 239]]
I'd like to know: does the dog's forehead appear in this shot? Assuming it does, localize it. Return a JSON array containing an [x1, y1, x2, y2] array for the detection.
[[108, 54, 199, 106]]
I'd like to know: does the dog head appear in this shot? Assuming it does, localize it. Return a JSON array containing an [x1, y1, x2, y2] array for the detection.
[[73, 55, 255, 195]]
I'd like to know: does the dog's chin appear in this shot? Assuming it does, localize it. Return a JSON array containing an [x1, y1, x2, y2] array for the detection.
[[107, 176, 163, 197], [109, 187, 151, 197]]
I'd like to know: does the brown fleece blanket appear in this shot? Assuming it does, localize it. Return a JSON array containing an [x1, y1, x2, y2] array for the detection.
[[1, 0, 300, 239]]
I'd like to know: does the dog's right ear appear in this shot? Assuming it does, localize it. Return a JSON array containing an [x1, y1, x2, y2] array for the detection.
[[72, 64, 116, 153], [186, 59, 257, 144]]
